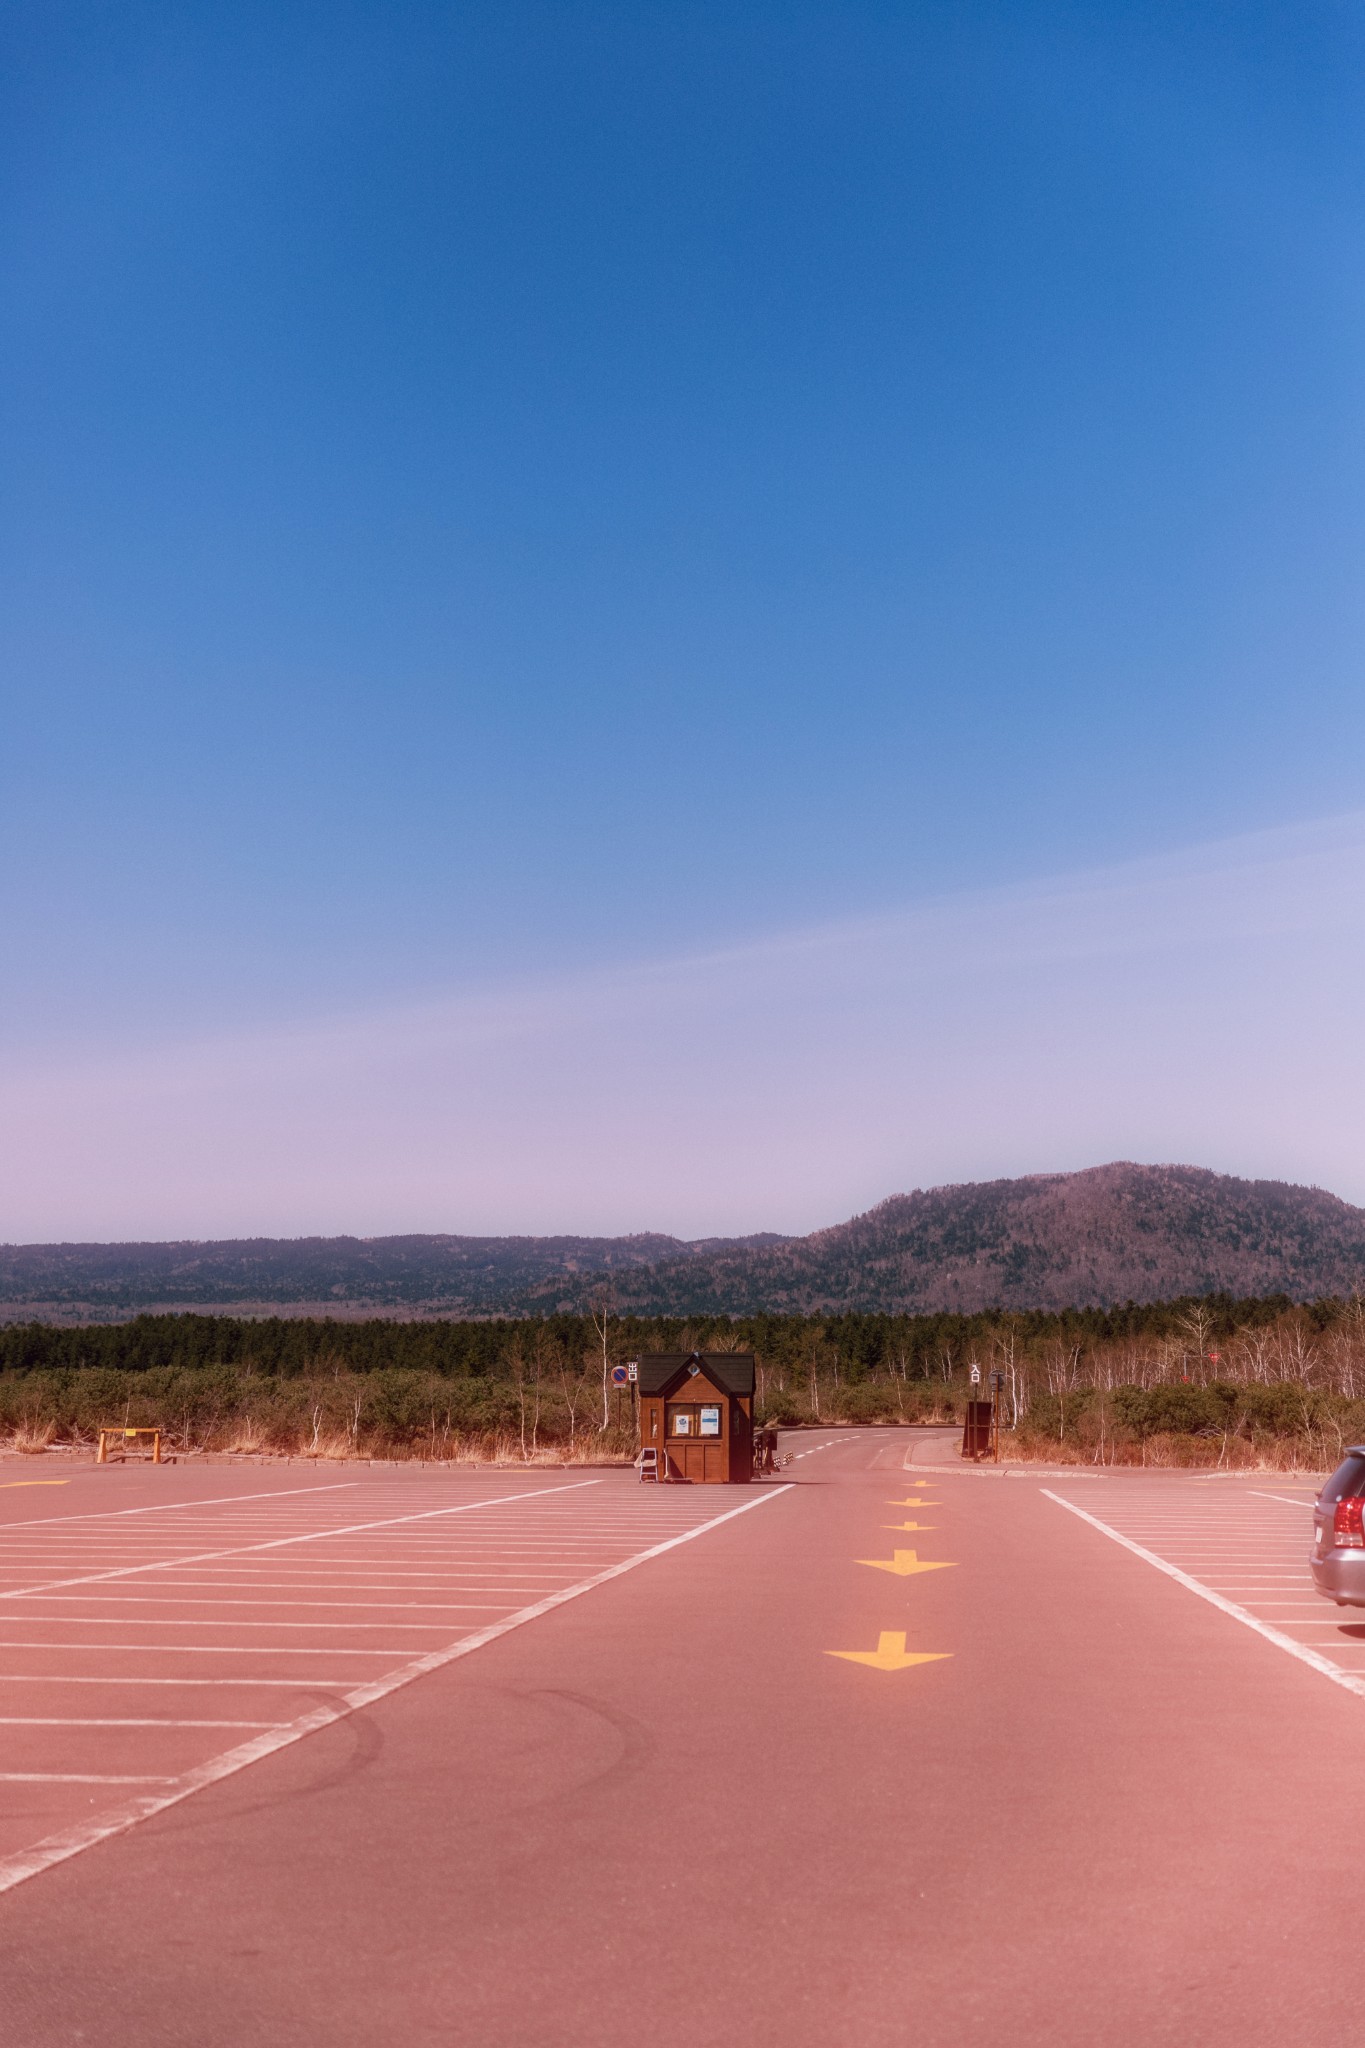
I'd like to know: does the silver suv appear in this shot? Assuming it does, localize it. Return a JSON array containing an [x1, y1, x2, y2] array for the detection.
[[1312, 1447, 1365, 1606]]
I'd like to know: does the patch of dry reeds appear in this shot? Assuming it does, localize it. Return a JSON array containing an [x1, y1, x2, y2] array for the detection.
[[10, 1422, 57, 1456]]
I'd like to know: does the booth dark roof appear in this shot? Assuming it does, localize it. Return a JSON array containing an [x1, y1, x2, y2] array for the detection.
[[636, 1352, 756, 1398]]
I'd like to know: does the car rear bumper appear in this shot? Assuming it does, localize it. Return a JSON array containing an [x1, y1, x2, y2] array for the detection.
[[1311, 1549, 1365, 1604]]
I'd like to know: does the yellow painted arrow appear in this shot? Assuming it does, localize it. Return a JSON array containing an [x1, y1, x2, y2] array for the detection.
[[857, 1549, 956, 1576], [828, 1632, 952, 1671], [886, 1498, 942, 1508], [883, 1521, 936, 1532]]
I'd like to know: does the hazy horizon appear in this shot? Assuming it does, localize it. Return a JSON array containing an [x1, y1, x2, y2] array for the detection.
[[5, 811, 1365, 1241]]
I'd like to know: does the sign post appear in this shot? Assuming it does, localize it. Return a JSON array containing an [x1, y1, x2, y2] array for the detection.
[[988, 1368, 1006, 1462]]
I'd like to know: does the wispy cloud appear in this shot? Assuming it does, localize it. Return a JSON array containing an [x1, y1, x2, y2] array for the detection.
[[5, 812, 1365, 1240]]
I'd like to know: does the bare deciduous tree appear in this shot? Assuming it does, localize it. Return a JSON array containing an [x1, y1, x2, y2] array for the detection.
[[590, 1289, 615, 1433]]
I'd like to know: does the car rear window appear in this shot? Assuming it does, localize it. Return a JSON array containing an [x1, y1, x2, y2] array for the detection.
[[1322, 1455, 1365, 1501]]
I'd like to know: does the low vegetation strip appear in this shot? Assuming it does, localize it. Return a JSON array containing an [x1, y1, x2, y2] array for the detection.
[[0, 1296, 1362, 1468]]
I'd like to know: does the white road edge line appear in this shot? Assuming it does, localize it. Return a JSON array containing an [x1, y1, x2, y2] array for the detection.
[[1042, 1489, 1365, 1703], [0, 1482, 794, 1898]]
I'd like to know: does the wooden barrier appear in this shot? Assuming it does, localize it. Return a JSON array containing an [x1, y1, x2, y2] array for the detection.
[[97, 1428, 163, 1464]]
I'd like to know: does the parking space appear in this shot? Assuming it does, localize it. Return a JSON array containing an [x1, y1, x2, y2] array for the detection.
[[0, 1465, 788, 1894], [1038, 1474, 1365, 1694]]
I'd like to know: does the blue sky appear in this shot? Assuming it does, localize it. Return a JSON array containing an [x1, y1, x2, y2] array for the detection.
[[4, 1, 1365, 1238]]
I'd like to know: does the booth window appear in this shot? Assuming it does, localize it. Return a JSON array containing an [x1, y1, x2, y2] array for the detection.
[[668, 1403, 723, 1438]]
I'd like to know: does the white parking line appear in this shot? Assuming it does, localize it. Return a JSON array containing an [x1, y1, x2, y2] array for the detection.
[[0, 1641, 414, 1657], [0, 1671, 358, 1687], [20, 1594, 527, 1611], [1043, 1489, 1365, 1703], [0, 1484, 360, 1530], [0, 1480, 794, 1898], [0, 1480, 603, 1603], [0, 1674, 356, 1689], [0, 1773, 174, 1786], [0, 1615, 501, 1630], [0, 1718, 272, 1728]]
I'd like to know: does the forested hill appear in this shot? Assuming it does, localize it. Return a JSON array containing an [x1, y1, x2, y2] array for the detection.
[[602, 1165, 1365, 1314], [0, 1230, 789, 1316], [4, 1164, 1365, 1319]]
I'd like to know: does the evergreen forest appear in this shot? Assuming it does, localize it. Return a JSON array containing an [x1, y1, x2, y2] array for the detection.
[[2, 1295, 1364, 1468]]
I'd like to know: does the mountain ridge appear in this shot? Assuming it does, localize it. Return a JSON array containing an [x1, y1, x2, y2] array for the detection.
[[4, 1164, 1363, 1318], [592, 1163, 1365, 1314]]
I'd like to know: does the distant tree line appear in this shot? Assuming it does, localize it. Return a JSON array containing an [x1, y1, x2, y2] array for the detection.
[[0, 1294, 1360, 1465], [0, 1293, 1310, 1381]]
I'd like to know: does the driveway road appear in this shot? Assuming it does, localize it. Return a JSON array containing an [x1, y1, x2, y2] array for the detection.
[[0, 1434, 1358, 2046]]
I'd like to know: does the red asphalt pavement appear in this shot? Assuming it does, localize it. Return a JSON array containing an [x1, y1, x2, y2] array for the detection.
[[1, 1434, 1363, 2045]]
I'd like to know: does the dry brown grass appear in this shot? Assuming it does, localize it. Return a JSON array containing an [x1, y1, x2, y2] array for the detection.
[[220, 1422, 270, 1456], [299, 1432, 358, 1461], [999, 1431, 1328, 1472], [190, 1422, 637, 1466], [10, 1422, 57, 1456]]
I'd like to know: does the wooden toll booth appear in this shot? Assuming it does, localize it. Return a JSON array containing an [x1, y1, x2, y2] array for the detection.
[[637, 1352, 755, 1482]]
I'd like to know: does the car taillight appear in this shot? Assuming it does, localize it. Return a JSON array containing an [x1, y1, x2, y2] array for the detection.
[[1334, 1497, 1365, 1548]]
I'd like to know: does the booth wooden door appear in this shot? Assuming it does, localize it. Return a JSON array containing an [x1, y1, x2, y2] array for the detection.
[[664, 1440, 728, 1482]]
